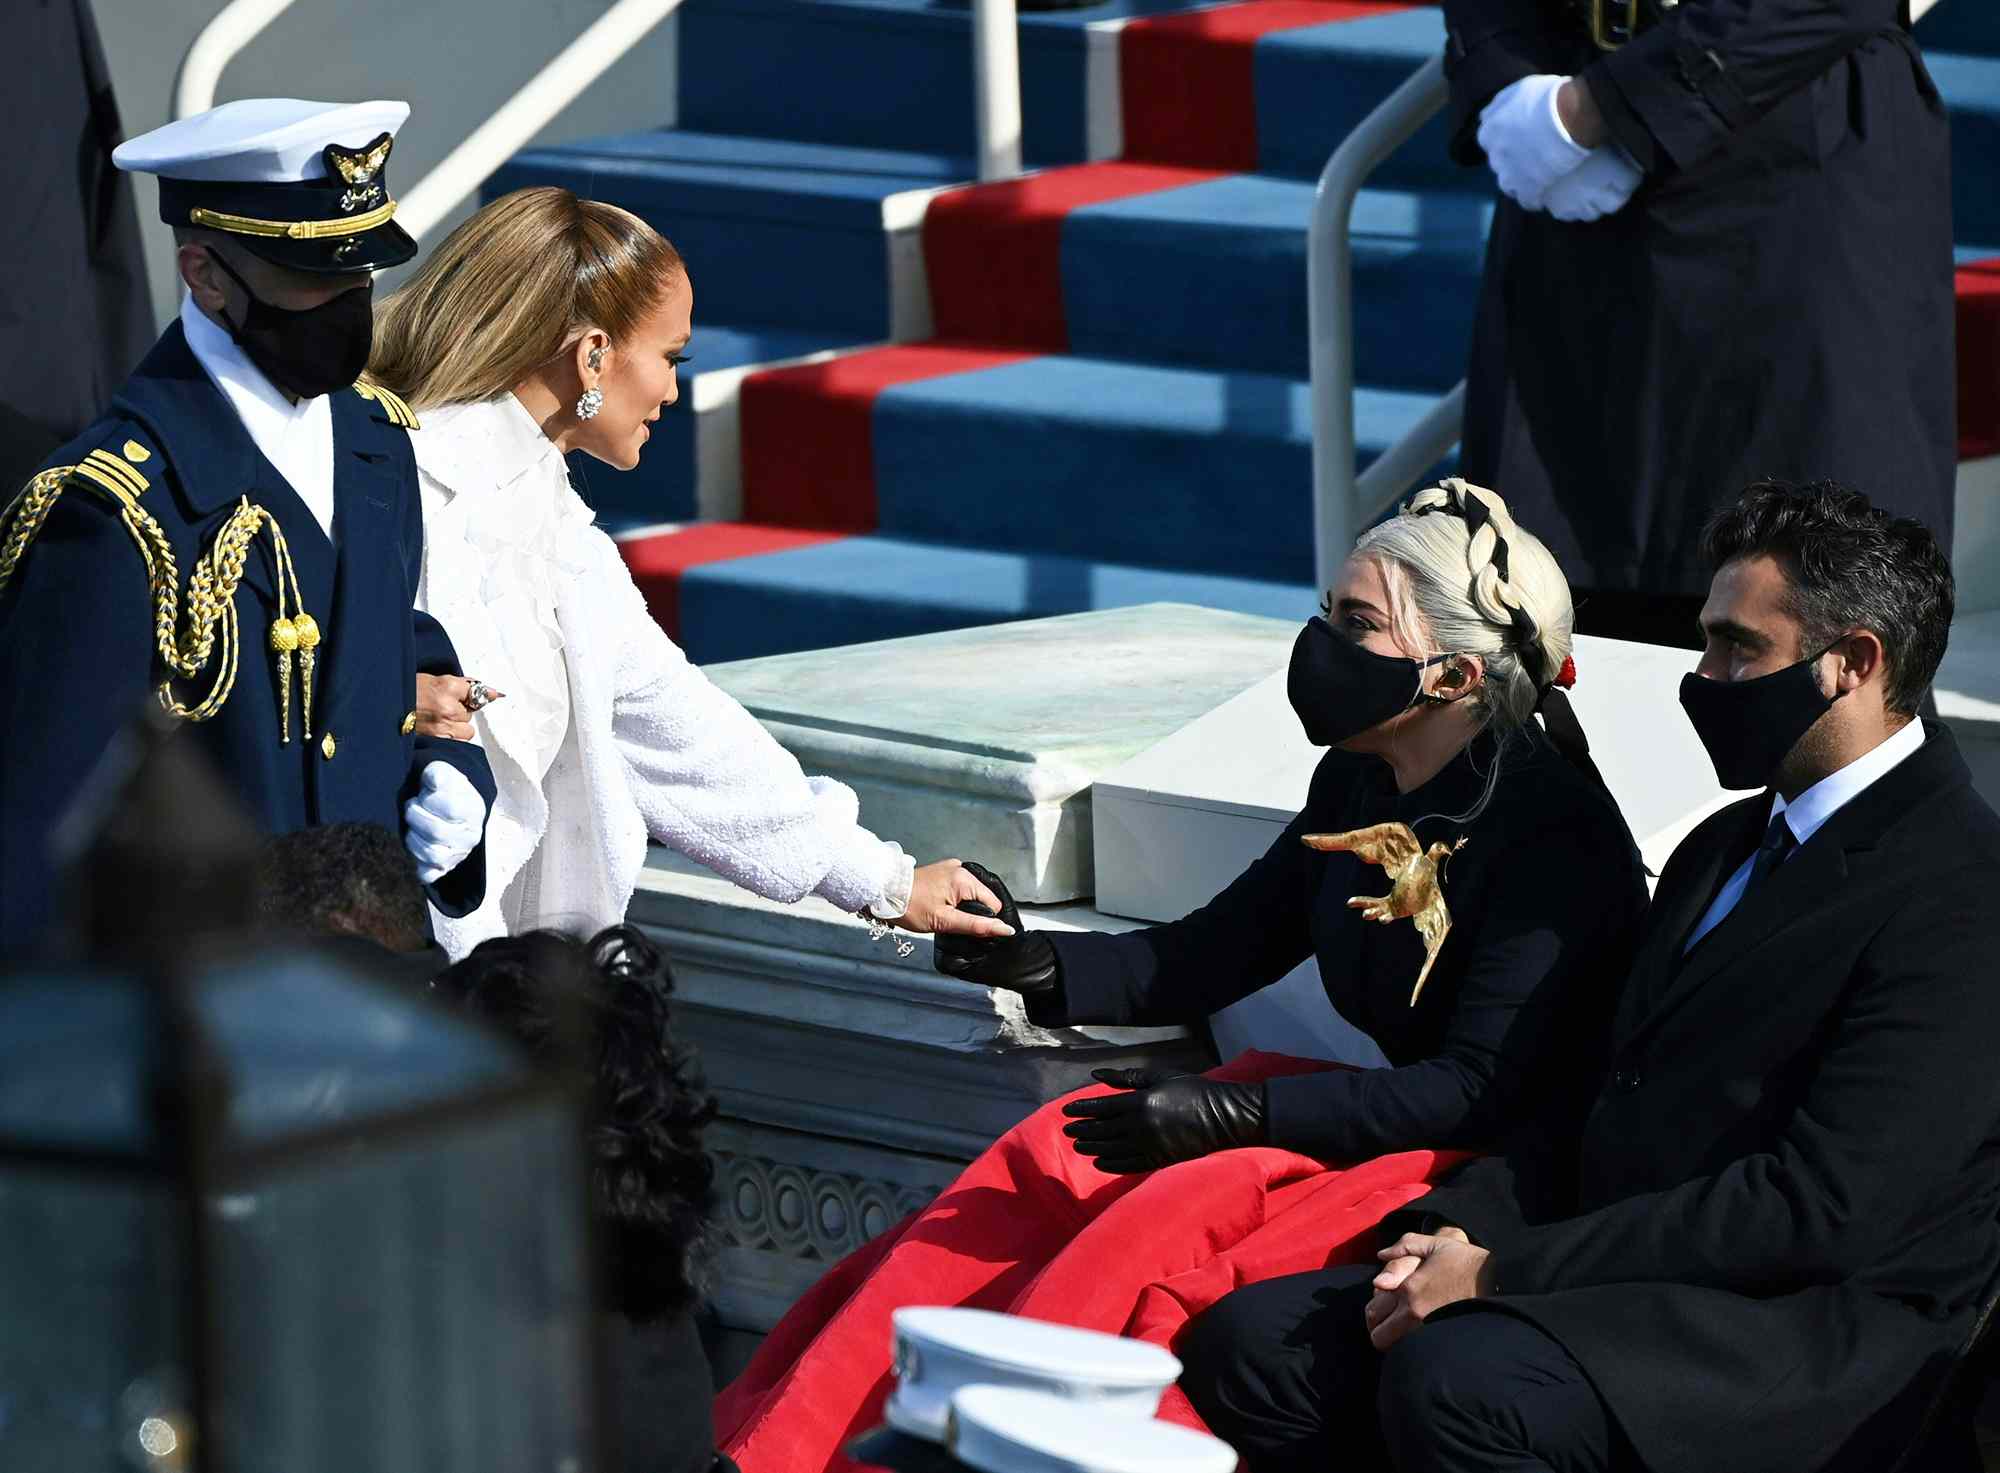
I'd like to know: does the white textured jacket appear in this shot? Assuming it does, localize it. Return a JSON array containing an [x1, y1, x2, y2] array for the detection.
[[412, 395, 912, 957]]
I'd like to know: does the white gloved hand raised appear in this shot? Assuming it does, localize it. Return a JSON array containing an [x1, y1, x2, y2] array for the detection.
[[1478, 74, 1591, 211], [403, 760, 487, 885], [1545, 144, 1644, 222]]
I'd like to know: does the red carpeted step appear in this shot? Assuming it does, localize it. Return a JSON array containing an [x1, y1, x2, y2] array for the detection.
[[1121, 0, 1414, 172], [616, 522, 849, 641], [738, 342, 1037, 531], [1961, 258, 2000, 461], [923, 162, 1223, 349]]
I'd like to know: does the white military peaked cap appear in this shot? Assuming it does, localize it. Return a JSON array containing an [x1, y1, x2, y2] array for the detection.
[[886, 1308, 1182, 1441], [114, 99, 417, 275], [948, 1387, 1238, 1473]]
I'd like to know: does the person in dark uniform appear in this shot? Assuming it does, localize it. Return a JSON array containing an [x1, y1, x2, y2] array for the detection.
[[0, 99, 494, 951], [1446, 0, 1955, 645], [1179, 483, 2000, 1473]]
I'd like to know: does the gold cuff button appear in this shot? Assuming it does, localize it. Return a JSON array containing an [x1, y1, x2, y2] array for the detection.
[[400, 710, 416, 736], [122, 440, 151, 463], [321, 732, 337, 760]]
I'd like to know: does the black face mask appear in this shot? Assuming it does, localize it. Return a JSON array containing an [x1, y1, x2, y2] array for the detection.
[[1678, 647, 1836, 791], [1287, 615, 1454, 748], [206, 249, 374, 401]]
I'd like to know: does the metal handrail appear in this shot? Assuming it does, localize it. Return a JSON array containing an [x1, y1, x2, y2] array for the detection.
[[972, 0, 1024, 180], [171, 0, 686, 245], [173, 0, 300, 120], [1307, 52, 1464, 591], [397, 0, 685, 238]]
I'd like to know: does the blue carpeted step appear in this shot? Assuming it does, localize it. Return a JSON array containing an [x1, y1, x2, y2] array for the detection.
[[1061, 178, 1490, 387], [486, 131, 971, 339], [865, 353, 1448, 583], [574, 323, 872, 527], [678, 0, 1206, 165], [1930, 50, 2000, 246], [1918, 3, 2000, 58], [676, 531, 1315, 662]]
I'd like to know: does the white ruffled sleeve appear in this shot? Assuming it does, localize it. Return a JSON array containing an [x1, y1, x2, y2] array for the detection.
[[590, 532, 911, 915]]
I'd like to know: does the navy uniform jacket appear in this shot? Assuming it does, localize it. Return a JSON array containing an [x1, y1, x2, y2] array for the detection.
[[0, 321, 494, 948]]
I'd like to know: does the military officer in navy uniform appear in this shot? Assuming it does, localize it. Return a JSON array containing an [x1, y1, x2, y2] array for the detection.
[[0, 99, 495, 950]]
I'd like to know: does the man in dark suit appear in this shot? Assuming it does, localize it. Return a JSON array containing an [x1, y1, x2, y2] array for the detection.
[[1178, 481, 2000, 1472], [0, 100, 493, 950]]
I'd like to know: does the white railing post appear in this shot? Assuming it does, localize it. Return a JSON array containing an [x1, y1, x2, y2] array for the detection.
[[398, 0, 685, 241], [172, 0, 301, 120], [972, 0, 1024, 181], [1306, 53, 1454, 591]]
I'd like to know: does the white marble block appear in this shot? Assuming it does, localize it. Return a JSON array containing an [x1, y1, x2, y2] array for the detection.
[[703, 604, 1299, 902]]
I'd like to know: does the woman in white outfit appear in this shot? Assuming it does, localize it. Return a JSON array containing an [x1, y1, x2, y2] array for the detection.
[[367, 187, 1010, 957]]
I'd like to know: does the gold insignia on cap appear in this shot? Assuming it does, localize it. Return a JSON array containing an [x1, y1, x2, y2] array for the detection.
[[122, 440, 151, 464], [321, 731, 337, 760], [326, 132, 393, 186]]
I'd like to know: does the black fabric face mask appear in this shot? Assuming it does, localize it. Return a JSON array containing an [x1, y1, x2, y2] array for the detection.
[[1678, 647, 1836, 791], [206, 249, 374, 401], [1287, 615, 1454, 748]]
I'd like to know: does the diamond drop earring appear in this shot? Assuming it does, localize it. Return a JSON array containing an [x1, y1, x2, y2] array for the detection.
[[577, 344, 606, 420]]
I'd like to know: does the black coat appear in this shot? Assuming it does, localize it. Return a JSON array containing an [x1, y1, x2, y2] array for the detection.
[[1412, 723, 2000, 1473], [1444, 0, 1956, 596], [0, 0, 152, 494], [1040, 729, 1648, 1161], [0, 324, 494, 949]]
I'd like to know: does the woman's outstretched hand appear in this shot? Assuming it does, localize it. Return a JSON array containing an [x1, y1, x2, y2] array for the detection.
[[1061, 1069, 1269, 1174], [897, 858, 1017, 939], [931, 861, 1061, 995]]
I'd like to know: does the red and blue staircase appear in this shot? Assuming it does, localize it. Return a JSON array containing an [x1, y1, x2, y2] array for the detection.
[[485, 0, 2000, 663]]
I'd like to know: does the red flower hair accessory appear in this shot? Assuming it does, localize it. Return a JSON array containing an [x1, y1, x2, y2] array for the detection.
[[1554, 655, 1577, 690]]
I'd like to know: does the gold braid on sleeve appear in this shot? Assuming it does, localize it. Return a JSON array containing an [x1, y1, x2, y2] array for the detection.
[[0, 469, 317, 740]]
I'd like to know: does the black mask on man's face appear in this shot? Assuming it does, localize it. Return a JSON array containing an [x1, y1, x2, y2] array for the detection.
[[205, 248, 374, 401], [1678, 646, 1837, 791], [1287, 614, 1454, 748]]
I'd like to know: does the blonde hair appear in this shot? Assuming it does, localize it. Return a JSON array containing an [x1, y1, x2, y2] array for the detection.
[[1353, 478, 1575, 740], [368, 187, 684, 411]]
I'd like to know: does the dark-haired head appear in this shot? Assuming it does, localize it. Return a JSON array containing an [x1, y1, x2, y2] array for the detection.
[[259, 821, 429, 953], [433, 925, 717, 1322], [1700, 480, 1953, 718]]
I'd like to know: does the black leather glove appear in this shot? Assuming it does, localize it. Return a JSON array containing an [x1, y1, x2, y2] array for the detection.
[[1061, 1069, 1269, 1175], [931, 860, 1060, 998]]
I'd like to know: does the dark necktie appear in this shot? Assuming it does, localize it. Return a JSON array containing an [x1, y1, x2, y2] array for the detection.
[[1743, 814, 1798, 896]]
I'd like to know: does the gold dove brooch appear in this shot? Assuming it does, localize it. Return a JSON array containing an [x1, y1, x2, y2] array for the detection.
[[1301, 823, 1468, 1005]]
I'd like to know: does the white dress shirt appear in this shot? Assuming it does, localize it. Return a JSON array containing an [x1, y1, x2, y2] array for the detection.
[[180, 294, 336, 542], [413, 394, 914, 957], [1684, 717, 1926, 951]]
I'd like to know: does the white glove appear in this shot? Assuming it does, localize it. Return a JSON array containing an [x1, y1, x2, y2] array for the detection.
[[1478, 74, 1590, 211], [403, 760, 487, 885], [1545, 144, 1644, 222]]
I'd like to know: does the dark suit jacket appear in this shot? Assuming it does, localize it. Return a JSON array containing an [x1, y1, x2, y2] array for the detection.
[[1412, 722, 2000, 1473], [0, 323, 493, 949], [1041, 728, 1648, 1162]]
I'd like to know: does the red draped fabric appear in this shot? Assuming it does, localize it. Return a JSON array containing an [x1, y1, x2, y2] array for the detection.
[[714, 1051, 1472, 1472]]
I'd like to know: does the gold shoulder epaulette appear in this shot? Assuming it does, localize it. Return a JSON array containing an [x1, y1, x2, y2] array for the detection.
[[353, 380, 421, 430], [0, 435, 155, 598]]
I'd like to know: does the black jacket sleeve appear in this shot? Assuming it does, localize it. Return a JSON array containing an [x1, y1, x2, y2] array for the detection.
[[1584, 0, 1906, 173], [1263, 823, 1634, 1162], [1465, 882, 2000, 1297], [1441, 0, 1577, 162], [1040, 805, 1320, 1028]]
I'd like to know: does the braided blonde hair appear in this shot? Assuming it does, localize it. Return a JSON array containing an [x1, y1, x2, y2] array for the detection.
[[1353, 478, 1575, 739]]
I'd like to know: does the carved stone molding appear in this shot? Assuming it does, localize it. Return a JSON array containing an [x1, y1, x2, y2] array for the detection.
[[714, 1148, 937, 1266]]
